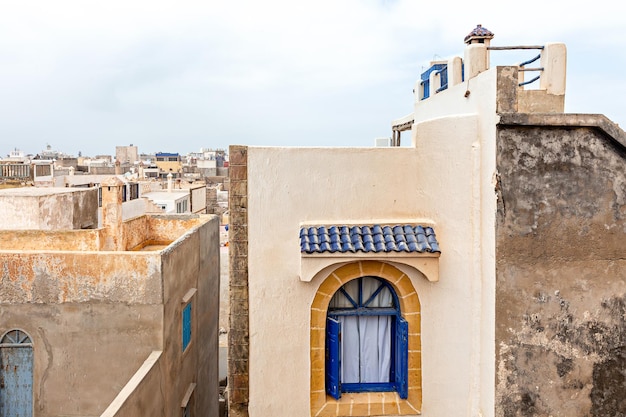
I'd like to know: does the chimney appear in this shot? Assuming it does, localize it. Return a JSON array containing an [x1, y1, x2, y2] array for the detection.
[[464, 24, 494, 46], [464, 24, 495, 80], [100, 176, 125, 251]]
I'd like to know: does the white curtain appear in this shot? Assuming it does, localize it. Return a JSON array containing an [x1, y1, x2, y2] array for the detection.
[[329, 278, 393, 384]]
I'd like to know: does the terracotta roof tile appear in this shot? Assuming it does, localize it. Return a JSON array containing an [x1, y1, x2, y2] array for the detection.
[[464, 24, 494, 43]]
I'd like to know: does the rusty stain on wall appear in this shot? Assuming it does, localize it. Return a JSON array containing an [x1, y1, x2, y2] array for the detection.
[[0, 252, 163, 304]]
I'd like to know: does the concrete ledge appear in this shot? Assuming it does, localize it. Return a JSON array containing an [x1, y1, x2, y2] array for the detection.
[[498, 113, 626, 151], [100, 351, 163, 417]]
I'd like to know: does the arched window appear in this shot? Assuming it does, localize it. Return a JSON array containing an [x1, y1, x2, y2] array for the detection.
[[326, 276, 408, 400], [0, 329, 33, 417], [1, 330, 31, 345]]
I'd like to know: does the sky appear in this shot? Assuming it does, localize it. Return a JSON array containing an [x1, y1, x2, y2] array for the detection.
[[1, 0, 625, 158]]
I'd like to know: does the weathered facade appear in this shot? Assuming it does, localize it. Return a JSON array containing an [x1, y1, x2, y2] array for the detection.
[[495, 114, 626, 416], [228, 26, 626, 417], [0, 180, 220, 417]]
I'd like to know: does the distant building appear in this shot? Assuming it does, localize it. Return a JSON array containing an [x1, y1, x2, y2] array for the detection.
[[36, 144, 72, 161], [142, 189, 190, 214], [155, 152, 182, 178], [141, 173, 206, 214], [115, 144, 139, 165], [4, 148, 28, 163]]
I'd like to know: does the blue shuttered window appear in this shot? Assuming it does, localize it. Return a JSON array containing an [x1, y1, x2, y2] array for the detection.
[[326, 317, 341, 399], [325, 277, 409, 399], [395, 317, 408, 399], [182, 302, 192, 351]]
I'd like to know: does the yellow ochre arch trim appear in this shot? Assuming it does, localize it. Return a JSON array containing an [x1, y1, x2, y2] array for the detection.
[[310, 260, 422, 417]]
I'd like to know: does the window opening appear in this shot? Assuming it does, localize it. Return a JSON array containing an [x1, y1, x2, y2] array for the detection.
[[0, 330, 32, 345], [182, 302, 192, 351], [326, 277, 408, 399]]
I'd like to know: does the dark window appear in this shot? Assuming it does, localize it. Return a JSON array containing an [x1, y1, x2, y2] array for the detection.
[[129, 183, 139, 200], [35, 164, 51, 177]]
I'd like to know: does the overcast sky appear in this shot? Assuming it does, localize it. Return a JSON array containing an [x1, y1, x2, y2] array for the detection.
[[1, 0, 625, 157]]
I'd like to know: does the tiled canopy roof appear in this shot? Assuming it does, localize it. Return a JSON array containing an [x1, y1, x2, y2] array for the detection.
[[300, 225, 440, 254]]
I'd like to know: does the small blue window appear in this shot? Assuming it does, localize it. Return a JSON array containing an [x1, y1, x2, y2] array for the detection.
[[182, 302, 192, 351], [326, 277, 408, 399]]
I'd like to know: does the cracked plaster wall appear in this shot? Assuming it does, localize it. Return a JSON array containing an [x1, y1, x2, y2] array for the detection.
[[495, 125, 626, 416]]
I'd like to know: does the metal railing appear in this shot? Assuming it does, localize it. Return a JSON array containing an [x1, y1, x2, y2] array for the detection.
[[488, 45, 544, 87]]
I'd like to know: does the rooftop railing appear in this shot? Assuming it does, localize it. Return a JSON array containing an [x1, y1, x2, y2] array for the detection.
[[1, 164, 31, 180], [417, 43, 565, 102], [488, 45, 545, 87]]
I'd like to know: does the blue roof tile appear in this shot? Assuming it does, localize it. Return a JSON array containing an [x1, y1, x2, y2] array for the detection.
[[300, 224, 441, 254]]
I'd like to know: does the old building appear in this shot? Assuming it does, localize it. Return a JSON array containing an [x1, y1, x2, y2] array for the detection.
[[155, 152, 183, 178], [227, 26, 626, 416], [0, 179, 220, 417]]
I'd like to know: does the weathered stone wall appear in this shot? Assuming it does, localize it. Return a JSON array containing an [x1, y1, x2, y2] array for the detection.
[[227, 145, 249, 417], [206, 187, 218, 215], [495, 122, 626, 416]]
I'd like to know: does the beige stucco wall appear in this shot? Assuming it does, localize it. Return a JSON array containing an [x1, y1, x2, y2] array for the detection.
[[412, 67, 498, 417], [246, 146, 423, 416], [190, 186, 207, 214], [246, 62, 499, 413]]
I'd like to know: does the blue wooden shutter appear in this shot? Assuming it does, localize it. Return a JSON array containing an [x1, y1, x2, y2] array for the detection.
[[395, 317, 408, 399], [182, 302, 192, 351], [326, 317, 341, 399]]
